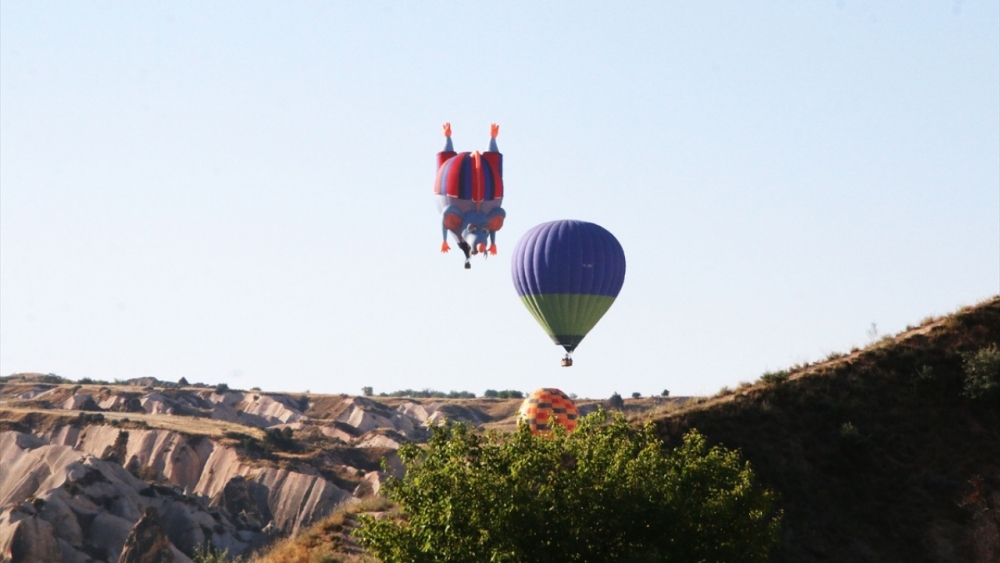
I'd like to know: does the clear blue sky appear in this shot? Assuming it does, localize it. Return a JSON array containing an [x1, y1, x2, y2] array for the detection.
[[2, 2, 997, 398]]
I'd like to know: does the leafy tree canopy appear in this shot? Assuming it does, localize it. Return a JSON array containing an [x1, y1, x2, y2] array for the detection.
[[356, 410, 781, 563]]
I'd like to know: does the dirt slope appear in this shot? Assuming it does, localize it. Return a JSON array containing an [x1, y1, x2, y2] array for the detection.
[[655, 297, 1000, 563]]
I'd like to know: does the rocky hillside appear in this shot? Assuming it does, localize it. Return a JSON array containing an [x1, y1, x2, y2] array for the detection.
[[0, 382, 506, 562], [655, 297, 1000, 562], [0, 376, 676, 562]]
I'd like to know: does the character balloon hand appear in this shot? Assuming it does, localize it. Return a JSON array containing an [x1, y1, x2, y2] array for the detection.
[[490, 123, 499, 138], [443, 122, 452, 137], [440, 241, 450, 253], [489, 243, 497, 255]]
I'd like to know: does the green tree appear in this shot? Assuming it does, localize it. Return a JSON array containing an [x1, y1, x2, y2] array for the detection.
[[355, 411, 781, 562]]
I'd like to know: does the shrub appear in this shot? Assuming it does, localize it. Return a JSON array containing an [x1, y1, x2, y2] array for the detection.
[[356, 412, 781, 562], [496, 390, 523, 399], [661, 389, 670, 397], [760, 370, 790, 386], [263, 427, 296, 451], [962, 344, 1000, 401], [631, 392, 641, 399], [484, 389, 499, 399], [215, 383, 230, 394], [607, 392, 624, 410]]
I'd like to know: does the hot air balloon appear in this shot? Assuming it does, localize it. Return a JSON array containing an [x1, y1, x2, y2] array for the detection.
[[511, 220, 626, 366], [518, 388, 579, 434], [434, 123, 506, 269]]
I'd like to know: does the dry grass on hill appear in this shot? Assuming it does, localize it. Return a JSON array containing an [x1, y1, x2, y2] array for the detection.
[[654, 296, 1000, 562]]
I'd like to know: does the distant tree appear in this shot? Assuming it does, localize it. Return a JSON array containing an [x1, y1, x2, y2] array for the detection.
[[178, 377, 190, 386], [362, 386, 374, 396], [214, 382, 230, 394], [661, 389, 670, 398], [631, 392, 641, 399], [608, 392, 624, 410], [484, 389, 499, 399], [496, 390, 524, 399], [356, 412, 781, 562]]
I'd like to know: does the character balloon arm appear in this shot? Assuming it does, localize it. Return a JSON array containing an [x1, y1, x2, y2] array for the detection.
[[487, 208, 505, 255], [489, 123, 499, 152], [443, 122, 453, 152], [440, 205, 466, 254]]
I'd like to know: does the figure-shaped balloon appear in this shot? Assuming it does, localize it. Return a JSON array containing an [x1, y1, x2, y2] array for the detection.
[[518, 388, 579, 435], [435, 123, 506, 269], [511, 220, 626, 366]]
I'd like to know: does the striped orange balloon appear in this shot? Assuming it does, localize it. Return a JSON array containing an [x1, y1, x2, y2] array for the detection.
[[518, 388, 579, 435]]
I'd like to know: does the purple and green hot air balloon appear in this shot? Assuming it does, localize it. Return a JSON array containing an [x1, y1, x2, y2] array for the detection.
[[511, 220, 626, 366]]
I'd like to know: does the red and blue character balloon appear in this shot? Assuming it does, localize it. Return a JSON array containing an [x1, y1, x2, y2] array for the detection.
[[435, 123, 506, 269], [511, 220, 626, 366]]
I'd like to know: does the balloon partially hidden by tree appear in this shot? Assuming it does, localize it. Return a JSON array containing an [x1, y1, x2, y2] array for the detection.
[[518, 388, 579, 435], [354, 411, 781, 562]]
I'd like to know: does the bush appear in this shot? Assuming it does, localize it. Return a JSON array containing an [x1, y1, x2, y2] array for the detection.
[[356, 412, 780, 562], [496, 390, 523, 399], [963, 344, 1000, 401], [759, 370, 790, 386], [263, 427, 296, 451], [661, 389, 670, 397], [484, 389, 499, 398], [608, 392, 624, 410], [215, 383, 230, 394], [631, 392, 641, 399]]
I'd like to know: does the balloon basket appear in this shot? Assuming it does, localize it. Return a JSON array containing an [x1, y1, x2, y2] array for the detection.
[[561, 355, 573, 367]]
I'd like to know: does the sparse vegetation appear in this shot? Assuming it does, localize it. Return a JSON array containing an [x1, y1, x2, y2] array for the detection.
[[386, 389, 476, 399], [78, 377, 110, 385]]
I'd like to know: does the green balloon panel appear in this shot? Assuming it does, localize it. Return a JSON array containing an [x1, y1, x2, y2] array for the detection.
[[518, 293, 617, 352]]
